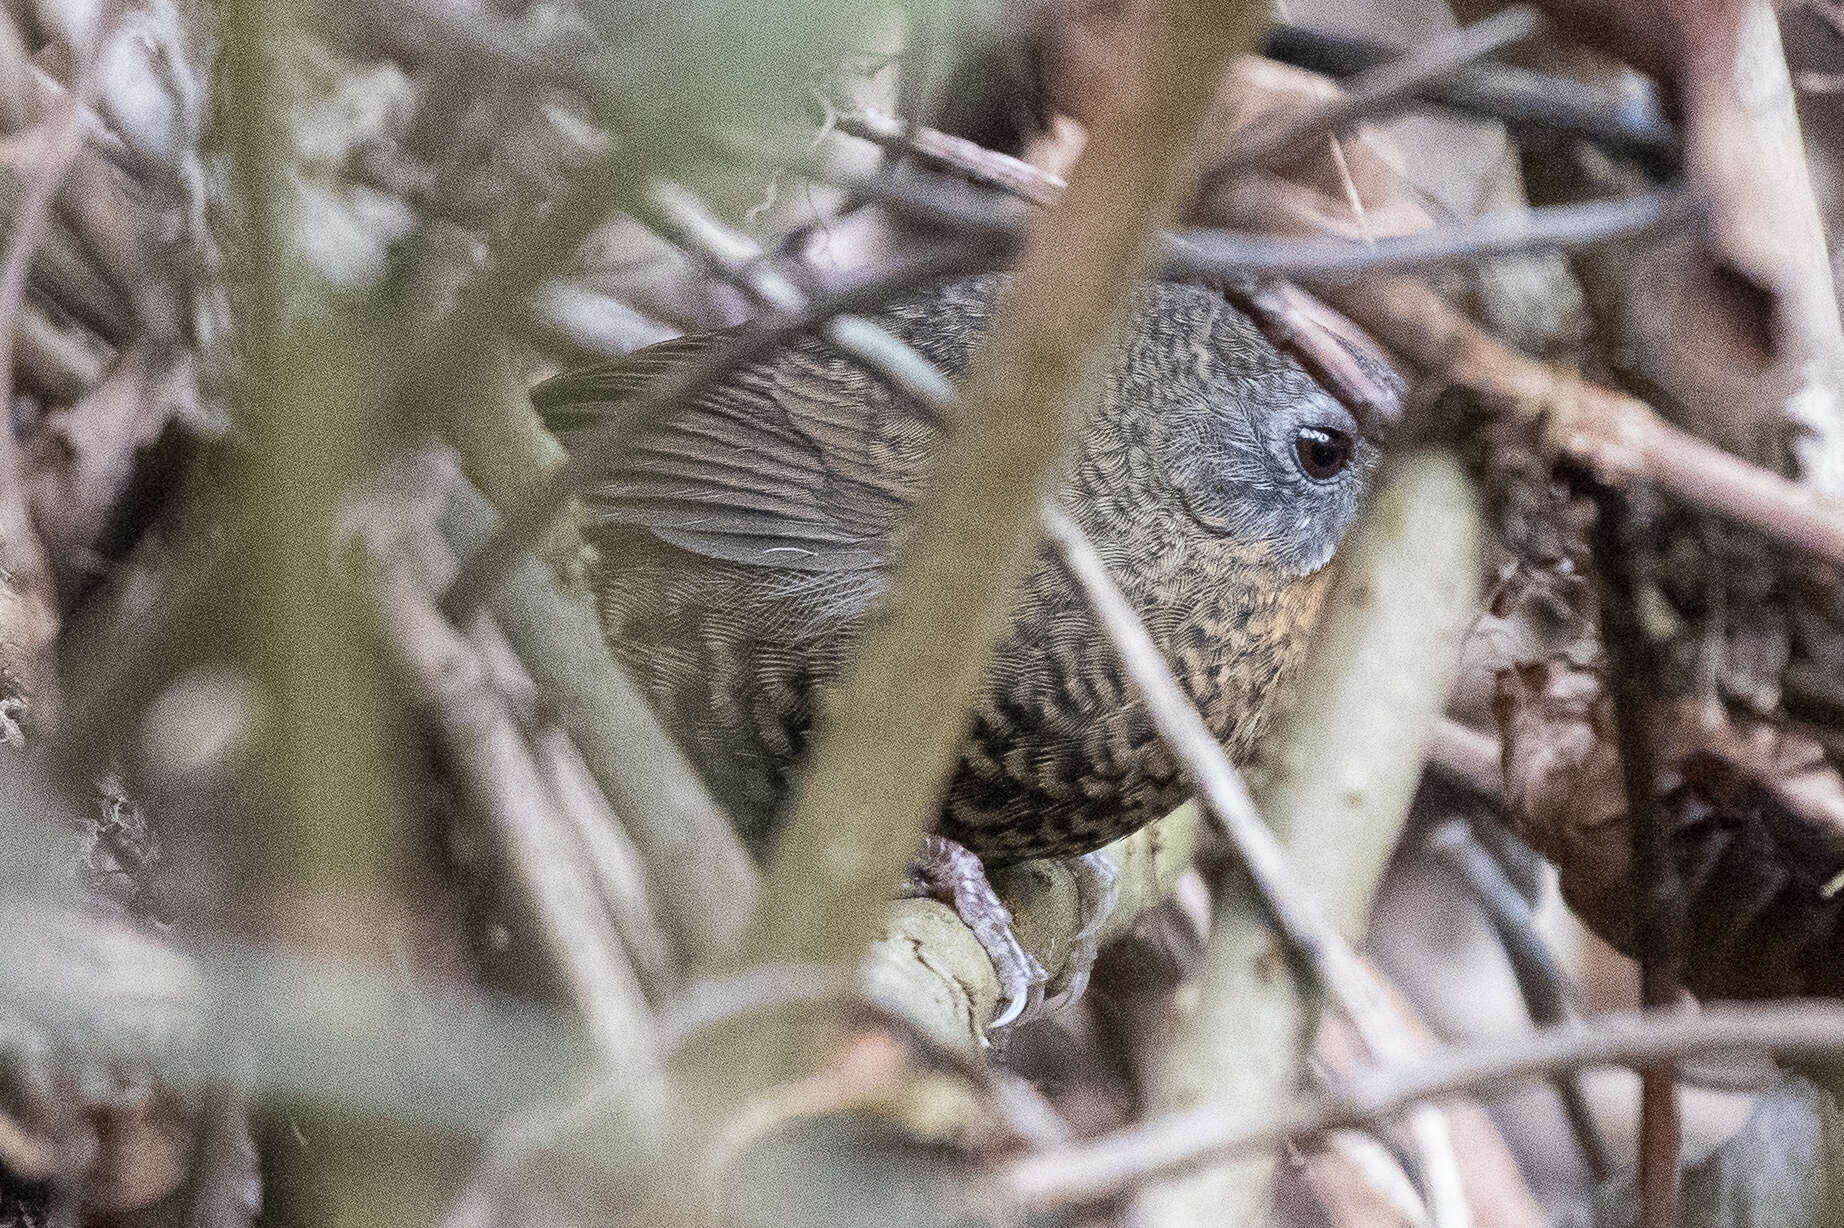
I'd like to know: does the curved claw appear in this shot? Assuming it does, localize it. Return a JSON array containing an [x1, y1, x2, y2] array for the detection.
[[905, 835, 1047, 1031], [1045, 850, 1121, 1010], [988, 941, 1047, 1029]]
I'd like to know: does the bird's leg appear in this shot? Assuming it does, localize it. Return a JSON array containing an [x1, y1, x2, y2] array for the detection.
[[904, 835, 1045, 1029], [1045, 851, 1120, 1010]]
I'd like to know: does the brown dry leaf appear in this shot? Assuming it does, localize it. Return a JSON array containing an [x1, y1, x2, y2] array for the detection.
[[1493, 660, 1632, 945], [1674, 720, 1844, 849], [1494, 658, 1844, 997]]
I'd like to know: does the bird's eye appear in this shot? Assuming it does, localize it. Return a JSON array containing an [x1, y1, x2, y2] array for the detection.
[[1293, 426, 1354, 481]]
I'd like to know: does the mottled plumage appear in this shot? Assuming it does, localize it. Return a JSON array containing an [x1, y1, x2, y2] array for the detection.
[[536, 273, 1377, 866]]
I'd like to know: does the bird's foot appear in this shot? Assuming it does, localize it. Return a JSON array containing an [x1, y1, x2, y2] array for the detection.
[[1045, 850, 1120, 1010], [905, 835, 1046, 1029]]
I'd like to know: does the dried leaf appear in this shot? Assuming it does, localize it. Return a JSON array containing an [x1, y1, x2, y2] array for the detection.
[[1494, 659, 1844, 998]]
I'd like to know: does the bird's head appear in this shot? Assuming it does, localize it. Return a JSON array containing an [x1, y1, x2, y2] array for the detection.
[[1104, 281, 1381, 578]]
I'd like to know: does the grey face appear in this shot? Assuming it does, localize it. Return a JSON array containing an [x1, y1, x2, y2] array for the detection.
[[1128, 284, 1380, 576]]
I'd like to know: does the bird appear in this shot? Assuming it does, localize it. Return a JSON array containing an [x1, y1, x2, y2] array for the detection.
[[535, 271, 1378, 1013]]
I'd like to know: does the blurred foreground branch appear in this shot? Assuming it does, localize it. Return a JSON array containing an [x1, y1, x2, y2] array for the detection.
[[732, 0, 1268, 1043]]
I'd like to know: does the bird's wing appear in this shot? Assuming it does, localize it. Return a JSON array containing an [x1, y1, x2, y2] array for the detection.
[[533, 329, 943, 572]]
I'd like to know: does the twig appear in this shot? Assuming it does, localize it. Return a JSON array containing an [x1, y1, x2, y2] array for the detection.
[[827, 108, 1402, 434], [1165, 190, 1697, 281], [830, 106, 1063, 206], [1328, 273, 1844, 567], [1259, 23, 1677, 171], [843, 161, 1690, 281], [452, 586, 678, 994], [1421, 820, 1614, 1182], [639, 181, 958, 408], [376, 549, 665, 1089], [1042, 505, 1419, 1044], [1583, 483, 1683, 1228], [1001, 999, 1844, 1208], [439, 479, 758, 971], [1226, 278, 1402, 439], [1201, 7, 1545, 187], [527, 722, 678, 995], [1041, 505, 1472, 1228]]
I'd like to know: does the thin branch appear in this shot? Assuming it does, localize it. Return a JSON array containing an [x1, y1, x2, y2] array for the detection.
[[1165, 190, 1698, 281], [376, 548, 664, 1088], [842, 162, 1691, 281], [829, 107, 1063, 206], [1001, 999, 1844, 1208], [1041, 506, 1471, 1228], [1259, 24, 1678, 170], [827, 109, 1402, 434], [439, 479, 759, 971], [1202, 6, 1546, 187], [1583, 483, 1683, 1228], [1421, 819, 1614, 1182], [639, 182, 958, 408], [1041, 506, 1405, 1046], [1330, 273, 1844, 567], [1224, 278, 1402, 439]]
